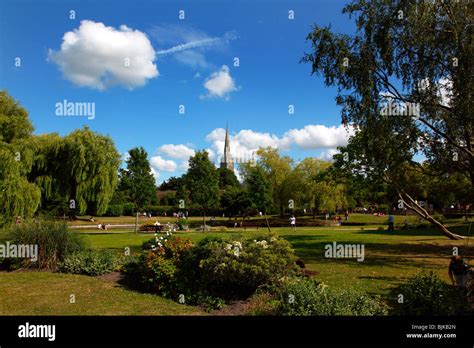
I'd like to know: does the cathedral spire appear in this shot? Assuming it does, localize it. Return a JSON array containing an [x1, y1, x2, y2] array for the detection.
[[220, 124, 234, 172]]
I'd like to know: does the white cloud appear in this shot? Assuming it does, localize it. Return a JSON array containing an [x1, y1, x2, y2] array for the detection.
[[49, 20, 158, 90], [121, 151, 130, 163], [150, 156, 177, 172], [151, 25, 237, 69], [201, 65, 238, 100], [158, 144, 195, 159], [416, 77, 453, 107], [150, 167, 160, 183], [319, 148, 340, 161], [178, 160, 190, 171], [151, 124, 352, 176], [284, 125, 355, 149], [438, 77, 453, 107], [205, 124, 352, 164]]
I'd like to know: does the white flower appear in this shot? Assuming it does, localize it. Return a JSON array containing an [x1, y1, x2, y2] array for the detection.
[[233, 241, 242, 249], [157, 242, 163, 248]]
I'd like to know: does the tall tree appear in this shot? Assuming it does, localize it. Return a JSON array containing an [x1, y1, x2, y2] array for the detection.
[[0, 91, 40, 225], [220, 185, 252, 217], [118, 147, 158, 212], [31, 128, 121, 217], [244, 165, 273, 231], [257, 147, 293, 215], [302, 0, 473, 239], [218, 167, 240, 189], [294, 158, 347, 216], [185, 150, 219, 228]]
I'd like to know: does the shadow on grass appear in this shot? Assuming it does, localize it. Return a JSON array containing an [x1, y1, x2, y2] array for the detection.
[[356, 224, 473, 237], [286, 238, 474, 269], [356, 228, 442, 237]]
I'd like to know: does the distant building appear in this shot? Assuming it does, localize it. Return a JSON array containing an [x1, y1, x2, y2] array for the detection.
[[220, 125, 234, 172]]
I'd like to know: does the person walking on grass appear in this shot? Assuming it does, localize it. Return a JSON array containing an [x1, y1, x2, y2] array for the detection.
[[387, 213, 395, 232], [448, 255, 471, 289], [290, 215, 296, 231]]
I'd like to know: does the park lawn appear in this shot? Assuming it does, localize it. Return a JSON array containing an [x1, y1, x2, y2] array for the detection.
[[0, 271, 205, 315], [80, 224, 474, 298], [1, 215, 472, 315]]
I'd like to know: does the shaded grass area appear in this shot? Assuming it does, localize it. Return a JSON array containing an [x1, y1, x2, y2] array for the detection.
[[79, 224, 474, 298], [0, 271, 204, 315]]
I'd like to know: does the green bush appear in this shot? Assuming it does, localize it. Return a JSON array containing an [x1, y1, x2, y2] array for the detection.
[[105, 204, 124, 217], [176, 218, 188, 230], [122, 203, 135, 216], [124, 236, 193, 296], [59, 249, 120, 276], [275, 278, 387, 316], [8, 220, 86, 269], [394, 272, 468, 315], [124, 234, 298, 309], [178, 234, 298, 301]]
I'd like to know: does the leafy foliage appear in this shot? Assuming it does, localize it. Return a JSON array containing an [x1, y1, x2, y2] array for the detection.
[[185, 150, 219, 215], [124, 234, 298, 309], [8, 220, 86, 269], [275, 278, 387, 316], [59, 249, 120, 276], [394, 272, 469, 315], [117, 147, 158, 210]]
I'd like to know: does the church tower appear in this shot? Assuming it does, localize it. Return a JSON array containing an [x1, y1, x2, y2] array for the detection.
[[220, 125, 234, 172]]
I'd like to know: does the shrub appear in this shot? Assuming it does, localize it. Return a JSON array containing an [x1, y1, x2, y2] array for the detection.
[[7, 220, 86, 269], [179, 234, 298, 301], [0, 257, 22, 271], [176, 218, 188, 231], [122, 203, 135, 216], [105, 204, 123, 217], [393, 272, 468, 315], [124, 235, 193, 296], [59, 249, 119, 276], [275, 278, 388, 316], [124, 234, 298, 308]]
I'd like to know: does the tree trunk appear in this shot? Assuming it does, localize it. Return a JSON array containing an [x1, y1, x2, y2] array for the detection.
[[398, 190, 465, 240], [203, 211, 206, 232], [134, 211, 138, 234], [264, 211, 271, 233]]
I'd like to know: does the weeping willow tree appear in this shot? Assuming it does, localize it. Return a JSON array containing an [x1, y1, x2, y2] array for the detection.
[[31, 127, 121, 217], [0, 91, 41, 225], [0, 143, 41, 225], [1, 90, 121, 223]]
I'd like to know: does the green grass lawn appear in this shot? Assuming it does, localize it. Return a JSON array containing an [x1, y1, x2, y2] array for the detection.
[[1, 213, 472, 314], [79, 224, 473, 296], [0, 271, 204, 315]]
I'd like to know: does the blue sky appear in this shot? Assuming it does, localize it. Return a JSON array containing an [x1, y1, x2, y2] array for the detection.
[[0, 0, 356, 183]]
